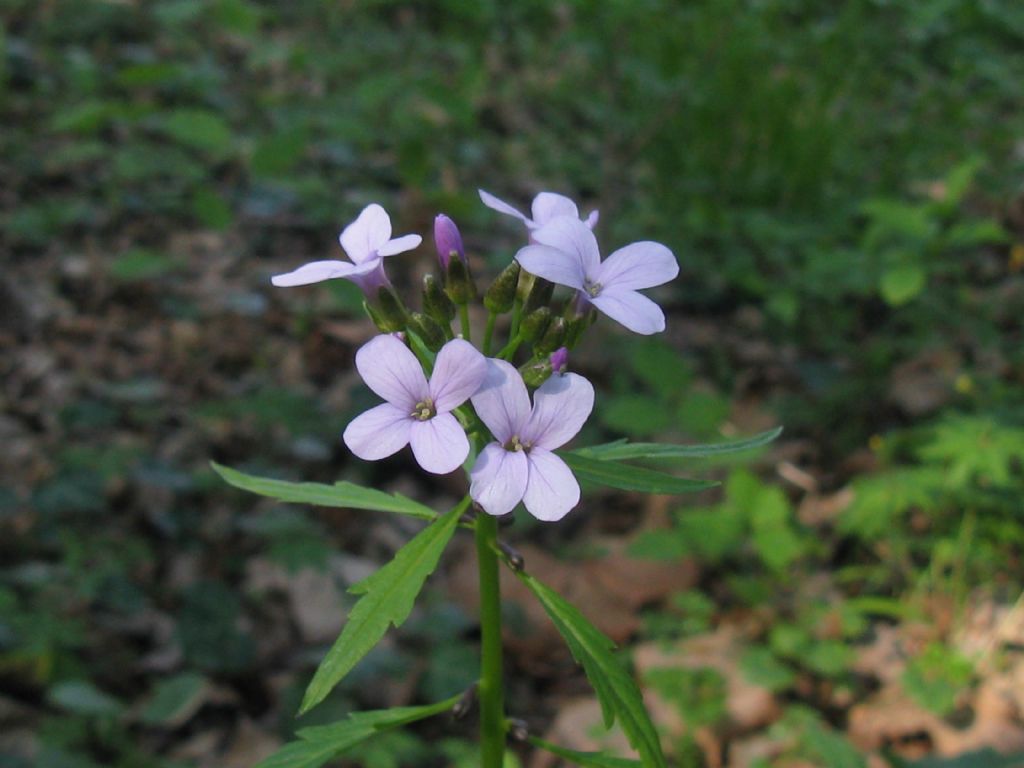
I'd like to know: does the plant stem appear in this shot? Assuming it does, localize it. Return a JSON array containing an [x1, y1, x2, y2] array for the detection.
[[476, 513, 506, 767], [482, 312, 497, 356], [496, 334, 523, 361], [509, 296, 524, 340], [459, 304, 472, 343]]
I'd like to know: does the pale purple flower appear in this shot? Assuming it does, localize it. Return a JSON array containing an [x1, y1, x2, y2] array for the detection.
[[433, 214, 465, 269], [515, 217, 678, 335], [272, 204, 422, 296], [478, 189, 599, 234], [470, 360, 594, 521], [343, 335, 486, 475]]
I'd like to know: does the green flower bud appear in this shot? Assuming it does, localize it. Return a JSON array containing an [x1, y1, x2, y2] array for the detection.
[[423, 274, 456, 325], [484, 261, 520, 314], [363, 300, 390, 333], [519, 306, 552, 343], [374, 286, 408, 333], [444, 256, 476, 305], [408, 312, 446, 352], [516, 268, 536, 302], [536, 316, 566, 356], [519, 357, 553, 388], [524, 278, 554, 315]]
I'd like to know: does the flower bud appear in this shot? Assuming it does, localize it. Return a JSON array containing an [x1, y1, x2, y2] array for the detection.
[[519, 357, 553, 388], [535, 316, 566, 356], [519, 306, 552, 343], [516, 268, 535, 303], [407, 312, 446, 352], [484, 261, 520, 314], [564, 311, 592, 348], [549, 347, 568, 374], [373, 286, 408, 333], [433, 214, 465, 270], [524, 278, 554, 315], [444, 256, 476, 305], [423, 274, 456, 325]]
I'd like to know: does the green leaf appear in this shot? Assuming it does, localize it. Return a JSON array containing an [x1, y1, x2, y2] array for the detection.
[[49, 680, 124, 717], [573, 428, 782, 462], [211, 463, 437, 520], [256, 695, 458, 768], [558, 453, 717, 495], [299, 500, 466, 714], [518, 572, 667, 768], [880, 265, 926, 305], [527, 736, 642, 767], [158, 109, 232, 154], [140, 672, 208, 726]]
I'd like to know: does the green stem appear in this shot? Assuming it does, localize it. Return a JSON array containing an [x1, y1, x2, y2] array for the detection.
[[496, 334, 523, 361], [509, 297, 524, 340], [482, 312, 497, 356], [476, 513, 506, 767], [459, 304, 472, 344]]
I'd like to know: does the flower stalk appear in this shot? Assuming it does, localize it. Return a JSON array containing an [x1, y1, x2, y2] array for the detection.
[[475, 511, 506, 768]]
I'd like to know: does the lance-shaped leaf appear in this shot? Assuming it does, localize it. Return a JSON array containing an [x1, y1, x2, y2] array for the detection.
[[573, 427, 782, 462], [211, 462, 436, 520], [300, 500, 467, 714], [528, 735, 643, 767], [256, 695, 459, 768], [518, 572, 667, 768], [558, 452, 717, 495]]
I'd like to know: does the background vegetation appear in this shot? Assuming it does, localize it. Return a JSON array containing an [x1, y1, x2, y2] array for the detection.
[[2, 1, 1023, 766]]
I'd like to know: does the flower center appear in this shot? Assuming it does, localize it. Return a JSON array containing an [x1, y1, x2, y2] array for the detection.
[[411, 398, 436, 421], [584, 279, 602, 298], [504, 435, 532, 453]]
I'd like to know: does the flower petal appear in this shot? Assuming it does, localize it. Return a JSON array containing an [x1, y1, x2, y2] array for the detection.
[[584, 209, 600, 229], [343, 403, 412, 460], [470, 359, 531, 444], [479, 189, 531, 224], [596, 241, 678, 291], [530, 217, 602, 279], [514, 245, 586, 290], [522, 372, 595, 450], [470, 443, 529, 516], [429, 339, 487, 413], [355, 334, 429, 409], [339, 203, 392, 263], [523, 449, 580, 522], [530, 192, 579, 227], [378, 233, 422, 257], [409, 413, 469, 474], [590, 288, 666, 335], [271, 260, 359, 287]]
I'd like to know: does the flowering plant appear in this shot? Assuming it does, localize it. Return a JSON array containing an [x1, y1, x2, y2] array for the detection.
[[214, 191, 780, 767]]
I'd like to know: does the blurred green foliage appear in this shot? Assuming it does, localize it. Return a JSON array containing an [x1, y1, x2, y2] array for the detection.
[[3, 0, 1023, 765]]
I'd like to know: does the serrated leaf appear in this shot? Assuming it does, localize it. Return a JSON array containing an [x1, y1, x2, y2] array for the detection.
[[299, 500, 466, 714], [574, 428, 782, 462], [558, 453, 717, 495], [518, 572, 667, 768], [528, 735, 642, 767], [211, 463, 436, 520], [256, 695, 459, 768]]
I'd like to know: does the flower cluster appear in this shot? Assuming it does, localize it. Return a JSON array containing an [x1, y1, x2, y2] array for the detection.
[[272, 191, 677, 521]]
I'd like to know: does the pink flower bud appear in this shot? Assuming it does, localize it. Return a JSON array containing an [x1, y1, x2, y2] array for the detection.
[[549, 347, 568, 374], [433, 214, 465, 269]]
